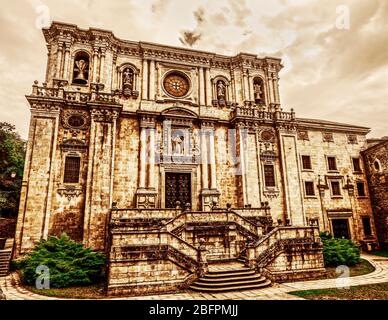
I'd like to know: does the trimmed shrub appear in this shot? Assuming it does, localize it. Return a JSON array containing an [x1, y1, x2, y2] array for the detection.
[[321, 235, 360, 267], [15, 234, 106, 288]]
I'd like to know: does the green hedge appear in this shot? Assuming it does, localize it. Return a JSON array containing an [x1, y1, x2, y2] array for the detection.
[[14, 234, 106, 288], [320, 232, 360, 267]]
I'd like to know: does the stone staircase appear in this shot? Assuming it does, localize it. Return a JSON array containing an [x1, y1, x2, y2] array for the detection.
[[0, 238, 14, 277], [190, 261, 271, 292]]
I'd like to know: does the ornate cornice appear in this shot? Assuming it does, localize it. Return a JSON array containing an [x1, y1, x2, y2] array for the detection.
[[43, 21, 283, 71]]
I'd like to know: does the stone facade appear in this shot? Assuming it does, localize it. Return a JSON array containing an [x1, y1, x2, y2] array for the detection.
[[363, 138, 388, 249], [13, 22, 379, 295]]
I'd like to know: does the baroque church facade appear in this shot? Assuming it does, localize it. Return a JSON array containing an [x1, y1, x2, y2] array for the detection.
[[14, 22, 379, 295]]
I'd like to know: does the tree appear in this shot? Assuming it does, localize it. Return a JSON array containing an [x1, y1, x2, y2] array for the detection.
[[0, 122, 26, 217]]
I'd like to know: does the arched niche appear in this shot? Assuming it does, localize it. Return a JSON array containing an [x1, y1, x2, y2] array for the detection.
[[211, 75, 232, 107], [253, 76, 266, 105], [117, 63, 140, 98], [72, 51, 90, 85]]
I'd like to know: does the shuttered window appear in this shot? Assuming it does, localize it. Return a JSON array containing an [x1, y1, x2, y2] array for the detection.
[[264, 165, 276, 187], [64, 156, 81, 184]]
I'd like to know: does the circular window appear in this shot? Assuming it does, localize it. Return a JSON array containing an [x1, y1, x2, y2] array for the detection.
[[163, 72, 190, 97], [68, 115, 85, 128], [374, 160, 380, 171]]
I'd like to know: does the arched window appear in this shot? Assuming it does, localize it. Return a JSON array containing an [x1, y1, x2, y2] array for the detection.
[[72, 51, 90, 85], [253, 77, 265, 104]]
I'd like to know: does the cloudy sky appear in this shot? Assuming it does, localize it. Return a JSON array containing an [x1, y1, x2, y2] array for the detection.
[[0, 0, 387, 139]]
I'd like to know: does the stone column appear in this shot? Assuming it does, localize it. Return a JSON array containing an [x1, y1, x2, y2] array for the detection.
[[209, 129, 217, 189], [248, 73, 254, 101], [201, 128, 209, 189], [243, 71, 250, 102], [56, 43, 63, 78], [273, 73, 280, 104], [237, 124, 248, 207], [62, 43, 71, 80], [92, 48, 99, 83], [199, 67, 205, 106], [14, 104, 60, 256], [149, 60, 155, 100], [98, 49, 106, 83], [148, 127, 156, 188], [83, 108, 119, 251], [267, 73, 274, 105], [205, 68, 212, 106], [139, 127, 147, 188], [142, 59, 148, 100]]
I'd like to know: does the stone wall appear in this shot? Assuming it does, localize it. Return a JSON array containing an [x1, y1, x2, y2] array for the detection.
[[363, 140, 388, 249]]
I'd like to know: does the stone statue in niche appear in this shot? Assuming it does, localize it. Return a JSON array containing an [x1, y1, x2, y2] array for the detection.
[[122, 68, 134, 97], [172, 135, 184, 155], [217, 80, 226, 100]]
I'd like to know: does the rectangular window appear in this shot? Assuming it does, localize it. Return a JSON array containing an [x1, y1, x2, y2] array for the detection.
[[264, 164, 276, 187], [327, 156, 337, 171], [305, 181, 315, 196], [302, 156, 312, 170], [357, 182, 366, 196], [352, 158, 361, 172], [331, 181, 341, 196], [64, 156, 81, 184], [362, 217, 372, 237]]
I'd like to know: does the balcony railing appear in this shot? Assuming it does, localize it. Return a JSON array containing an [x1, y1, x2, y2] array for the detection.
[[231, 106, 295, 122], [30, 82, 121, 104]]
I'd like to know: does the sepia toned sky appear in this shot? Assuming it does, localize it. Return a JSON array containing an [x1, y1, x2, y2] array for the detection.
[[0, 0, 387, 139]]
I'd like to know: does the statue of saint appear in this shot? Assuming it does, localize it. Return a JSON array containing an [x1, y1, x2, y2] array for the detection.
[[123, 68, 133, 88], [172, 135, 184, 155], [217, 81, 226, 100]]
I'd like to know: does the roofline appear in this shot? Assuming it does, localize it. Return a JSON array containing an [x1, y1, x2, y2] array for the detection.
[[43, 21, 283, 65], [363, 139, 388, 153], [296, 117, 370, 134]]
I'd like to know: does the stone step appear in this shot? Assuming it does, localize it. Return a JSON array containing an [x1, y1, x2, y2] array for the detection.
[[197, 273, 263, 283], [190, 279, 271, 293], [194, 276, 268, 288], [204, 269, 255, 278]]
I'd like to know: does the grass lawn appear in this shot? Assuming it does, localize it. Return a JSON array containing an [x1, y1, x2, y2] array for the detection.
[[289, 282, 388, 300], [27, 282, 107, 299], [370, 250, 388, 258], [324, 259, 375, 279]]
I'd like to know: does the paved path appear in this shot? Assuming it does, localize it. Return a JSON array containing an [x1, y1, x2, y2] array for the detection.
[[1, 254, 387, 300]]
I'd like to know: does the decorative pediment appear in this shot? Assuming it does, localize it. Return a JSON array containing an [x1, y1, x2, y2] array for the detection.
[[60, 138, 88, 152], [161, 106, 198, 120]]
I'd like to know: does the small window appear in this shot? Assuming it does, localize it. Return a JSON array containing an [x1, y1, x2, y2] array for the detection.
[[357, 182, 366, 197], [331, 181, 341, 196], [305, 181, 315, 196], [302, 156, 312, 170], [327, 156, 337, 171], [264, 164, 276, 187], [64, 156, 81, 184], [362, 217, 372, 237], [374, 161, 380, 171], [352, 158, 361, 172]]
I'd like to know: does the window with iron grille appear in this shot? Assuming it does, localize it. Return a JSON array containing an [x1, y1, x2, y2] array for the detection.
[[327, 156, 337, 171], [64, 156, 81, 184], [264, 164, 276, 187], [331, 181, 341, 196], [357, 182, 366, 196], [302, 155, 312, 170], [305, 181, 315, 196], [352, 158, 361, 172]]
